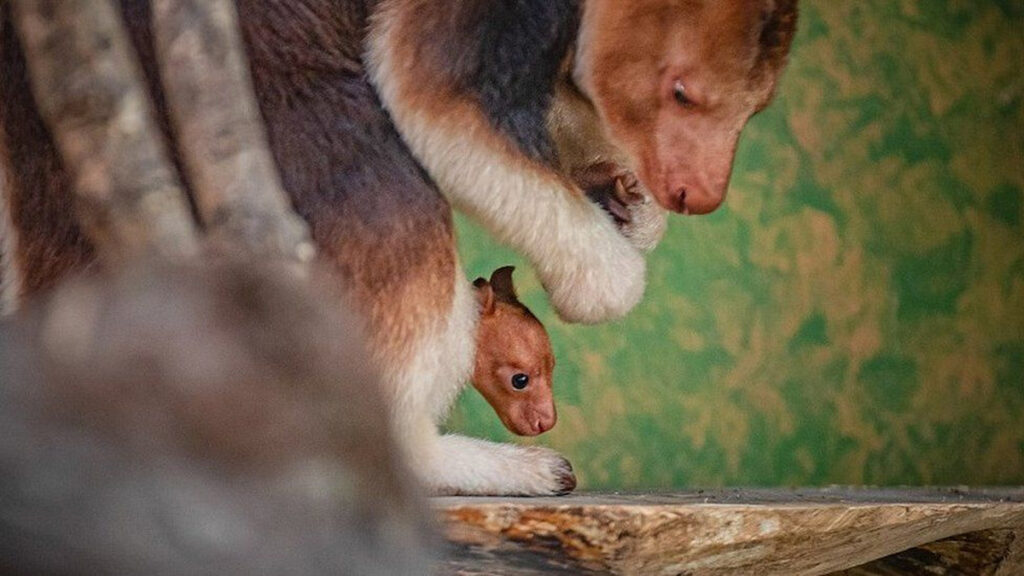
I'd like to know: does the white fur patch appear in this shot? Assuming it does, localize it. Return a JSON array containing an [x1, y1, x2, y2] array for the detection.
[[366, 3, 646, 324], [399, 265, 478, 423], [426, 434, 574, 496], [622, 194, 668, 253], [382, 262, 478, 474], [0, 159, 20, 315]]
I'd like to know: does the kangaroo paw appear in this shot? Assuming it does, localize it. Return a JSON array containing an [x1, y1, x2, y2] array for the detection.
[[424, 435, 577, 496]]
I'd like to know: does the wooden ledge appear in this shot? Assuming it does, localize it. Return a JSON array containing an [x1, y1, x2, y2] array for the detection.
[[435, 488, 1024, 575]]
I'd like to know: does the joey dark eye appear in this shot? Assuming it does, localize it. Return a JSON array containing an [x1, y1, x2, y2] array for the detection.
[[511, 373, 530, 390], [672, 80, 695, 109]]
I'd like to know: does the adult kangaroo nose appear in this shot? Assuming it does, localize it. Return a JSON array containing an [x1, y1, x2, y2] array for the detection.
[[653, 121, 738, 215], [667, 182, 726, 215]]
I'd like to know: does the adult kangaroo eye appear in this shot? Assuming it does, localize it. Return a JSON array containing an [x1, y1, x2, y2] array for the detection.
[[511, 373, 530, 390], [673, 80, 695, 109]]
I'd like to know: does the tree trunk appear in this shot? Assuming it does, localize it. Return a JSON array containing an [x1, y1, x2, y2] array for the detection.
[[10, 0, 199, 264], [151, 0, 314, 268]]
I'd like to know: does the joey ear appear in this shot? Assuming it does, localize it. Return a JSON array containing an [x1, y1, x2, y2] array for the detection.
[[489, 266, 521, 305], [474, 278, 496, 315]]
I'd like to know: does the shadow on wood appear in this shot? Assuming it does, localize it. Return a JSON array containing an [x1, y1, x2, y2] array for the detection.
[[834, 528, 1023, 576]]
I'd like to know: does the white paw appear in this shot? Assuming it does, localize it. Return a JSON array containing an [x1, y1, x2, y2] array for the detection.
[[427, 435, 577, 496], [511, 445, 577, 496], [539, 210, 646, 325], [620, 193, 668, 253]]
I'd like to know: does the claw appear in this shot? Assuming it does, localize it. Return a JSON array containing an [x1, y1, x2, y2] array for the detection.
[[604, 181, 633, 224], [614, 177, 628, 201], [616, 173, 644, 204], [553, 457, 577, 495]]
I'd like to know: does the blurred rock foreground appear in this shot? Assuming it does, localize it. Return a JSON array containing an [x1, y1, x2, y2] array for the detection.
[[0, 261, 435, 575]]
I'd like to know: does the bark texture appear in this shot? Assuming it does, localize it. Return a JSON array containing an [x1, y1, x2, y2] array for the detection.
[[437, 489, 1024, 576], [152, 0, 314, 266], [10, 0, 199, 264]]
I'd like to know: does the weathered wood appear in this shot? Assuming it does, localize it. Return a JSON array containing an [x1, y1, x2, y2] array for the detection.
[[436, 488, 1024, 576], [151, 0, 314, 267], [833, 528, 1023, 576], [10, 0, 199, 264]]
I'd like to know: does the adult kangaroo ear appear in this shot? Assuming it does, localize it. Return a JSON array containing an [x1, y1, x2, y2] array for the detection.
[[473, 277, 496, 315], [489, 266, 521, 305]]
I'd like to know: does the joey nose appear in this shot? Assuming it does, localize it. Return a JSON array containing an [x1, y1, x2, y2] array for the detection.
[[535, 409, 557, 434]]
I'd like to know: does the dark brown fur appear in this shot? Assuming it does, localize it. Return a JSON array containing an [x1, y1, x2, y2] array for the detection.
[[237, 1, 456, 362], [1, 0, 455, 367]]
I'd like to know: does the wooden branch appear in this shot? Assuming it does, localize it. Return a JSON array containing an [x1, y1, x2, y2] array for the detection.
[[152, 0, 314, 266], [10, 0, 199, 264], [438, 489, 1024, 575]]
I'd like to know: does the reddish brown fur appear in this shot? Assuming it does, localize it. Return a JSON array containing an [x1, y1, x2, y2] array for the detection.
[[472, 267, 556, 436], [0, 19, 95, 294], [579, 0, 798, 216]]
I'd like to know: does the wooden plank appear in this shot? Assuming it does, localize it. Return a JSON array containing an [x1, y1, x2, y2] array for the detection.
[[435, 488, 1024, 576], [832, 528, 1023, 576]]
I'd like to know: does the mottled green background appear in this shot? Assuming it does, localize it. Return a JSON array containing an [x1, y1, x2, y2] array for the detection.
[[450, 0, 1024, 489]]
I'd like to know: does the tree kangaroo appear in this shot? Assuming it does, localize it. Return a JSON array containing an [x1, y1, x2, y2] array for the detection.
[[0, 0, 798, 494]]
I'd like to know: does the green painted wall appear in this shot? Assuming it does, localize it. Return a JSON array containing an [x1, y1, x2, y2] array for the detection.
[[450, 0, 1024, 489]]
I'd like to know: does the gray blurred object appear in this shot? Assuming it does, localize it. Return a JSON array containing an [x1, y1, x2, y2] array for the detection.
[[0, 261, 435, 575], [10, 0, 201, 265], [0, 157, 16, 316]]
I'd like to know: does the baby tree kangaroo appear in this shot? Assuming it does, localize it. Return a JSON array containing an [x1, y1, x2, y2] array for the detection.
[[472, 266, 557, 437]]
